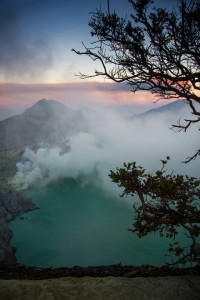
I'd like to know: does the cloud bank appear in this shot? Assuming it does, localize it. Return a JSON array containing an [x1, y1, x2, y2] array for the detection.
[[0, 82, 157, 120], [0, 2, 53, 83], [12, 103, 199, 195]]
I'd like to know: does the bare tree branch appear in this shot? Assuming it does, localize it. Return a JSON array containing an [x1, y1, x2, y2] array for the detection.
[[73, 0, 200, 161]]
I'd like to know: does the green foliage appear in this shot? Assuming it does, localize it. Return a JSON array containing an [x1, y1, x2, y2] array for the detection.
[[109, 158, 200, 265]]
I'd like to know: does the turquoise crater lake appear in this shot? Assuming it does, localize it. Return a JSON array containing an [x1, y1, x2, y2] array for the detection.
[[9, 179, 172, 268]]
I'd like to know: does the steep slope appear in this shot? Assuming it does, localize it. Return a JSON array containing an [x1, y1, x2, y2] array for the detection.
[[0, 99, 88, 150], [23, 99, 69, 120], [139, 100, 188, 117], [0, 99, 88, 180], [128, 100, 190, 126]]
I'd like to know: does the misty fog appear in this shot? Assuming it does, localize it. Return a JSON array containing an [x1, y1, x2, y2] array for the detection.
[[8, 100, 200, 268], [12, 102, 200, 195]]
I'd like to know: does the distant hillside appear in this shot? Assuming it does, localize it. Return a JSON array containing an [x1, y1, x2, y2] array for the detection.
[[0, 99, 88, 150], [0, 99, 88, 180], [0, 98, 191, 180], [140, 100, 188, 117], [0, 98, 191, 151], [23, 99, 69, 120]]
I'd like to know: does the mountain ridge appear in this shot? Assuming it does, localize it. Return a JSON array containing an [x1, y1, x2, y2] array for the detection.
[[139, 100, 188, 117], [0, 98, 190, 173], [23, 98, 69, 120], [0, 99, 88, 150], [0, 99, 190, 151], [0, 99, 88, 180]]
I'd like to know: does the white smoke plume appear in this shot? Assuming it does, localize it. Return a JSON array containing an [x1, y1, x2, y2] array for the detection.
[[12, 104, 200, 193]]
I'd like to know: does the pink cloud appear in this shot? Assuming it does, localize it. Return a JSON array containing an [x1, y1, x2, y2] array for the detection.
[[0, 81, 162, 119]]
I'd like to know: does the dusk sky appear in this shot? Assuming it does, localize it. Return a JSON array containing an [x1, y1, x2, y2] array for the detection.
[[0, 0, 176, 118]]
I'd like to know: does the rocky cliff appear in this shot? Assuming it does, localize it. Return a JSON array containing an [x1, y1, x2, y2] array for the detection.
[[0, 183, 37, 262]]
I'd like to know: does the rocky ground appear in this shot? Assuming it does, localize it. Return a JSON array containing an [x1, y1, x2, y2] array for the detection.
[[0, 183, 37, 262], [0, 261, 199, 279], [0, 275, 200, 300], [0, 260, 199, 300]]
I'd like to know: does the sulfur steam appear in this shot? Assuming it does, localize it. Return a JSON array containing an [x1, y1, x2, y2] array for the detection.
[[12, 101, 200, 193]]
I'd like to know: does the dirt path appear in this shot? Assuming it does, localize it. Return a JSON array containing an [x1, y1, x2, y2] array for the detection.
[[0, 276, 200, 300]]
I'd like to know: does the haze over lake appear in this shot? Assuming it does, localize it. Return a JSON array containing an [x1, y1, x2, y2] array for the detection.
[[10, 179, 172, 268], [4, 99, 199, 267]]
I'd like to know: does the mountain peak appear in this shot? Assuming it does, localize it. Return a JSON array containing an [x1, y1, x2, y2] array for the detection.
[[142, 100, 188, 116], [23, 99, 68, 120]]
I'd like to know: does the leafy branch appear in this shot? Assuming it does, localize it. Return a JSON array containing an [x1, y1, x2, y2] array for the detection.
[[109, 157, 200, 265]]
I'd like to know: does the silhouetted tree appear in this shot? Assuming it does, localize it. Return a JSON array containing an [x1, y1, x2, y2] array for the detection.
[[73, 0, 200, 265], [73, 0, 200, 162], [109, 158, 200, 265]]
